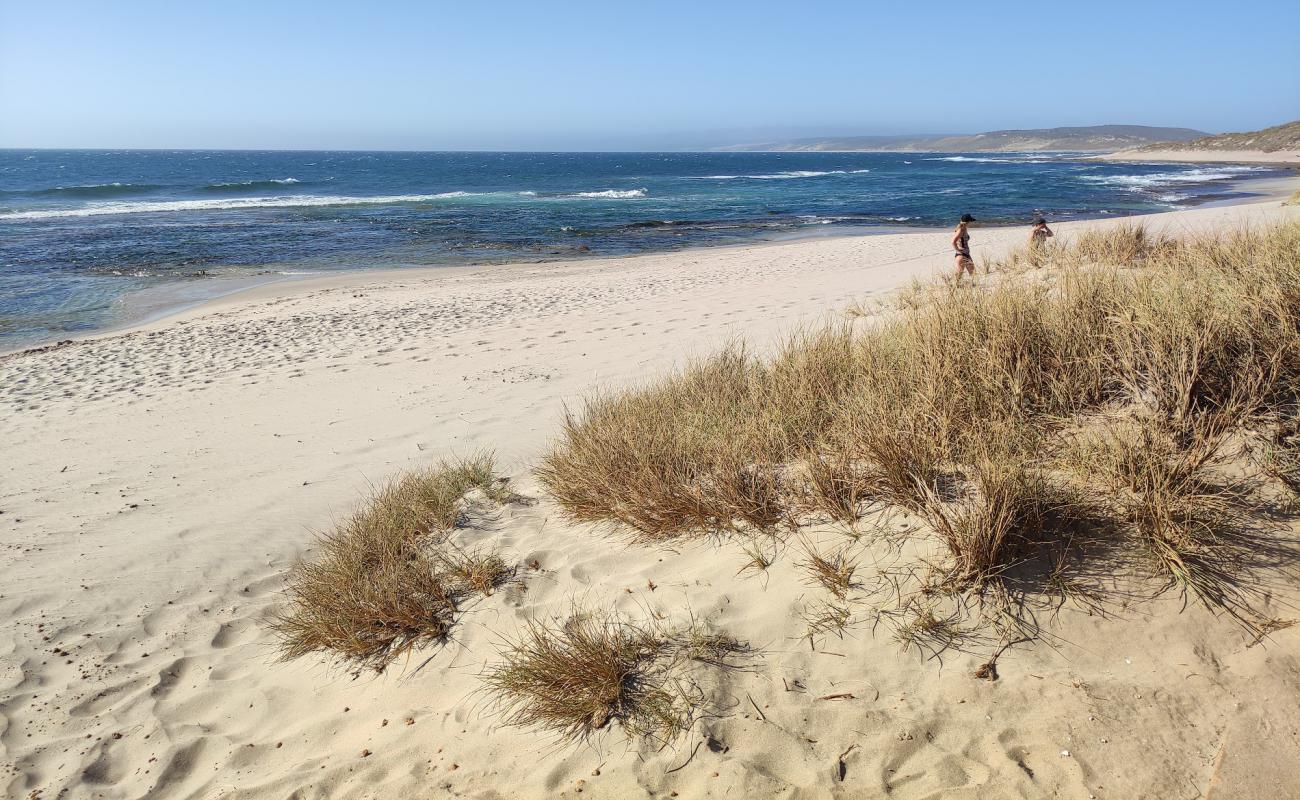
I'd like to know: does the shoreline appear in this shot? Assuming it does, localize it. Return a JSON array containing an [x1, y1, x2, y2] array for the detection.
[[4, 171, 1295, 359], [1099, 148, 1300, 164], [2, 193, 1298, 798]]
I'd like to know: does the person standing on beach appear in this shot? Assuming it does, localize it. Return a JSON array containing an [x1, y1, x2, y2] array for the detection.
[[1026, 216, 1054, 266], [953, 213, 976, 281], [1029, 216, 1053, 253]]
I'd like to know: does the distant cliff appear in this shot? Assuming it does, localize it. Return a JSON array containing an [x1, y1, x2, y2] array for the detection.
[[717, 125, 1209, 153]]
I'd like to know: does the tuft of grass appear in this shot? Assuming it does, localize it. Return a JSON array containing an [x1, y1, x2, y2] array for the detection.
[[483, 611, 744, 744], [1261, 408, 1300, 496], [800, 599, 853, 642], [439, 545, 513, 596], [1083, 417, 1256, 614], [798, 542, 858, 599], [271, 454, 520, 671], [736, 539, 776, 576], [890, 601, 966, 657], [1071, 222, 1172, 265]]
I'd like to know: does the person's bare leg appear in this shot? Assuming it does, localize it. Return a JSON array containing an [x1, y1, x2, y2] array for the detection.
[[956, 256, 974, 283]]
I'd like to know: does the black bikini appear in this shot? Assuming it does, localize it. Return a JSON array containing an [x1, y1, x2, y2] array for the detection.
[[955, 230, 970, 258]]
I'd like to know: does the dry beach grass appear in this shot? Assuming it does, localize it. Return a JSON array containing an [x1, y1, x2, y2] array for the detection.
[[540, 221, 1300, 630], [271, 454, 521, 671]]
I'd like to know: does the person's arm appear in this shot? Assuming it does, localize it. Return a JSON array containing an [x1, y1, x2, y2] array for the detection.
[[952, 230, 962, 250]]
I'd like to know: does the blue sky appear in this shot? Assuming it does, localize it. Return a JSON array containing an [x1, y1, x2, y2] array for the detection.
[[1, 0, 1297, 150]]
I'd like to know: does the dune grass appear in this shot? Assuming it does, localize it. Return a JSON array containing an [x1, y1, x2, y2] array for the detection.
[[483, 611, 745, 744], [271, 454, 520, 672], [1266, 420, 1300, 497], [539, 221, 1300, 624]]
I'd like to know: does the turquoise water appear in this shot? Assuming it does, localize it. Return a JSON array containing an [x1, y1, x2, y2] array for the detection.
[[0, 149, 1281, 348]]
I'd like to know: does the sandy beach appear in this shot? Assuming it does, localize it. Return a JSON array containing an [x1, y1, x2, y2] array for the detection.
[[3, 189, 1300, 800], [1100, 149, 1300, 164]]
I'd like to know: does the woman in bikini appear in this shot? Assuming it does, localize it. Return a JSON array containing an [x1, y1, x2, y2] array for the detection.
[[953, 213, 976, 282]]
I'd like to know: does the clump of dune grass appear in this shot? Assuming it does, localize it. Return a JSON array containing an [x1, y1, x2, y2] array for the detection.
[[271, 454, 521, 671], [920, 454, 1055, 589], [438, 545, 513, 596], [889, 600, 967, 658], [798, 541, 858, 598], [736, 539, 776, 576], [1072, 222, 1175, 265], [1070, 415, 1263, 616], [1261, 408, 1300, 496], [800, 599, 853, 643], [483, 611, 745, 744], [541, 221, 1300, 628]]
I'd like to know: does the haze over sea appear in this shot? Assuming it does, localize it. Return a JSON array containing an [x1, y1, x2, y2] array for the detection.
[[0, 149, 1281, 348]]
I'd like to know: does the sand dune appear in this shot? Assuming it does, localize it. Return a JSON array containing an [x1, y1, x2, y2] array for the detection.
[[3, 195, 1299, 799]]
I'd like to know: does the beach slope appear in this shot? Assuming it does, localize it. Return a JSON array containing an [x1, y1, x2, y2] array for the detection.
[[2, 196, 1299, 799]]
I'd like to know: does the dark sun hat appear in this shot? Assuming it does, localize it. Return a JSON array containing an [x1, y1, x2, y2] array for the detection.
[[959, 213, 976, 223]]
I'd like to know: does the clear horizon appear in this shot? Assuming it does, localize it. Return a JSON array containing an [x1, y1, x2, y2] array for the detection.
[[2, 0, 1298, 151]]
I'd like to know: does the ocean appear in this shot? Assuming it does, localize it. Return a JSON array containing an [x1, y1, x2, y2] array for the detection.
[[0, 149, 1283, 349]]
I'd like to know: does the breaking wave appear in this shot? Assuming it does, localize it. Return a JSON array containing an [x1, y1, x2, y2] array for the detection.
[[568, 188, 647, 199], [201, 178, 302, 192], [0, 192, 489, 221], [696, 169, 870, 180]]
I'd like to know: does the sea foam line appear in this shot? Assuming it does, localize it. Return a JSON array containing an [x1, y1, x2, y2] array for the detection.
[[695, 169, 870, 180], [924, 155, 1054, 163], [1078, 166, 1264, 189], [0, 192, 503, 220], [202, 178, 302, 190], [567, 188, 647, 199]]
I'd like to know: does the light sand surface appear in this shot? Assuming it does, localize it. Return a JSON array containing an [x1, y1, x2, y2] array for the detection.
[[3, 195, 1300, 799], [1101, 149, 1300, 164]]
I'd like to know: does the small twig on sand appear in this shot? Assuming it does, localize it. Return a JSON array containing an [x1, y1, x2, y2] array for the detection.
[[817, 693, 856, 701], [837, 743, 859, 781], [747, 693, 768, 722], [666, 740, 703, 774], [975, 635, 1034, 681]]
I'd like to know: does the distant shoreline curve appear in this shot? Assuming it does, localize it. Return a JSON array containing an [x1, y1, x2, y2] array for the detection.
[[1098, 149, 1300, 165]]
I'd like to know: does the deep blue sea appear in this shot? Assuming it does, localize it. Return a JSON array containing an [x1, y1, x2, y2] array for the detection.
[[0, 149, 1283, 349]]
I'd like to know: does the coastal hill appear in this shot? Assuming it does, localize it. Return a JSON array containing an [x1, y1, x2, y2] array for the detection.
[[715, 124, 1208, 153], [1130, 120, 1300, 153], [1102, 120, 1300, 164]]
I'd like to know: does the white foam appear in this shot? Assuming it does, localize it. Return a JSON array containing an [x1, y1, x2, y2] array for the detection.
[[1079, 166, 1261, 190], [925, 155, 1052, 163], [569, 188, 647, 199], [0, 192, 487, 221], [204, 178, 301, 189], [697, 170, 861, 180]]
